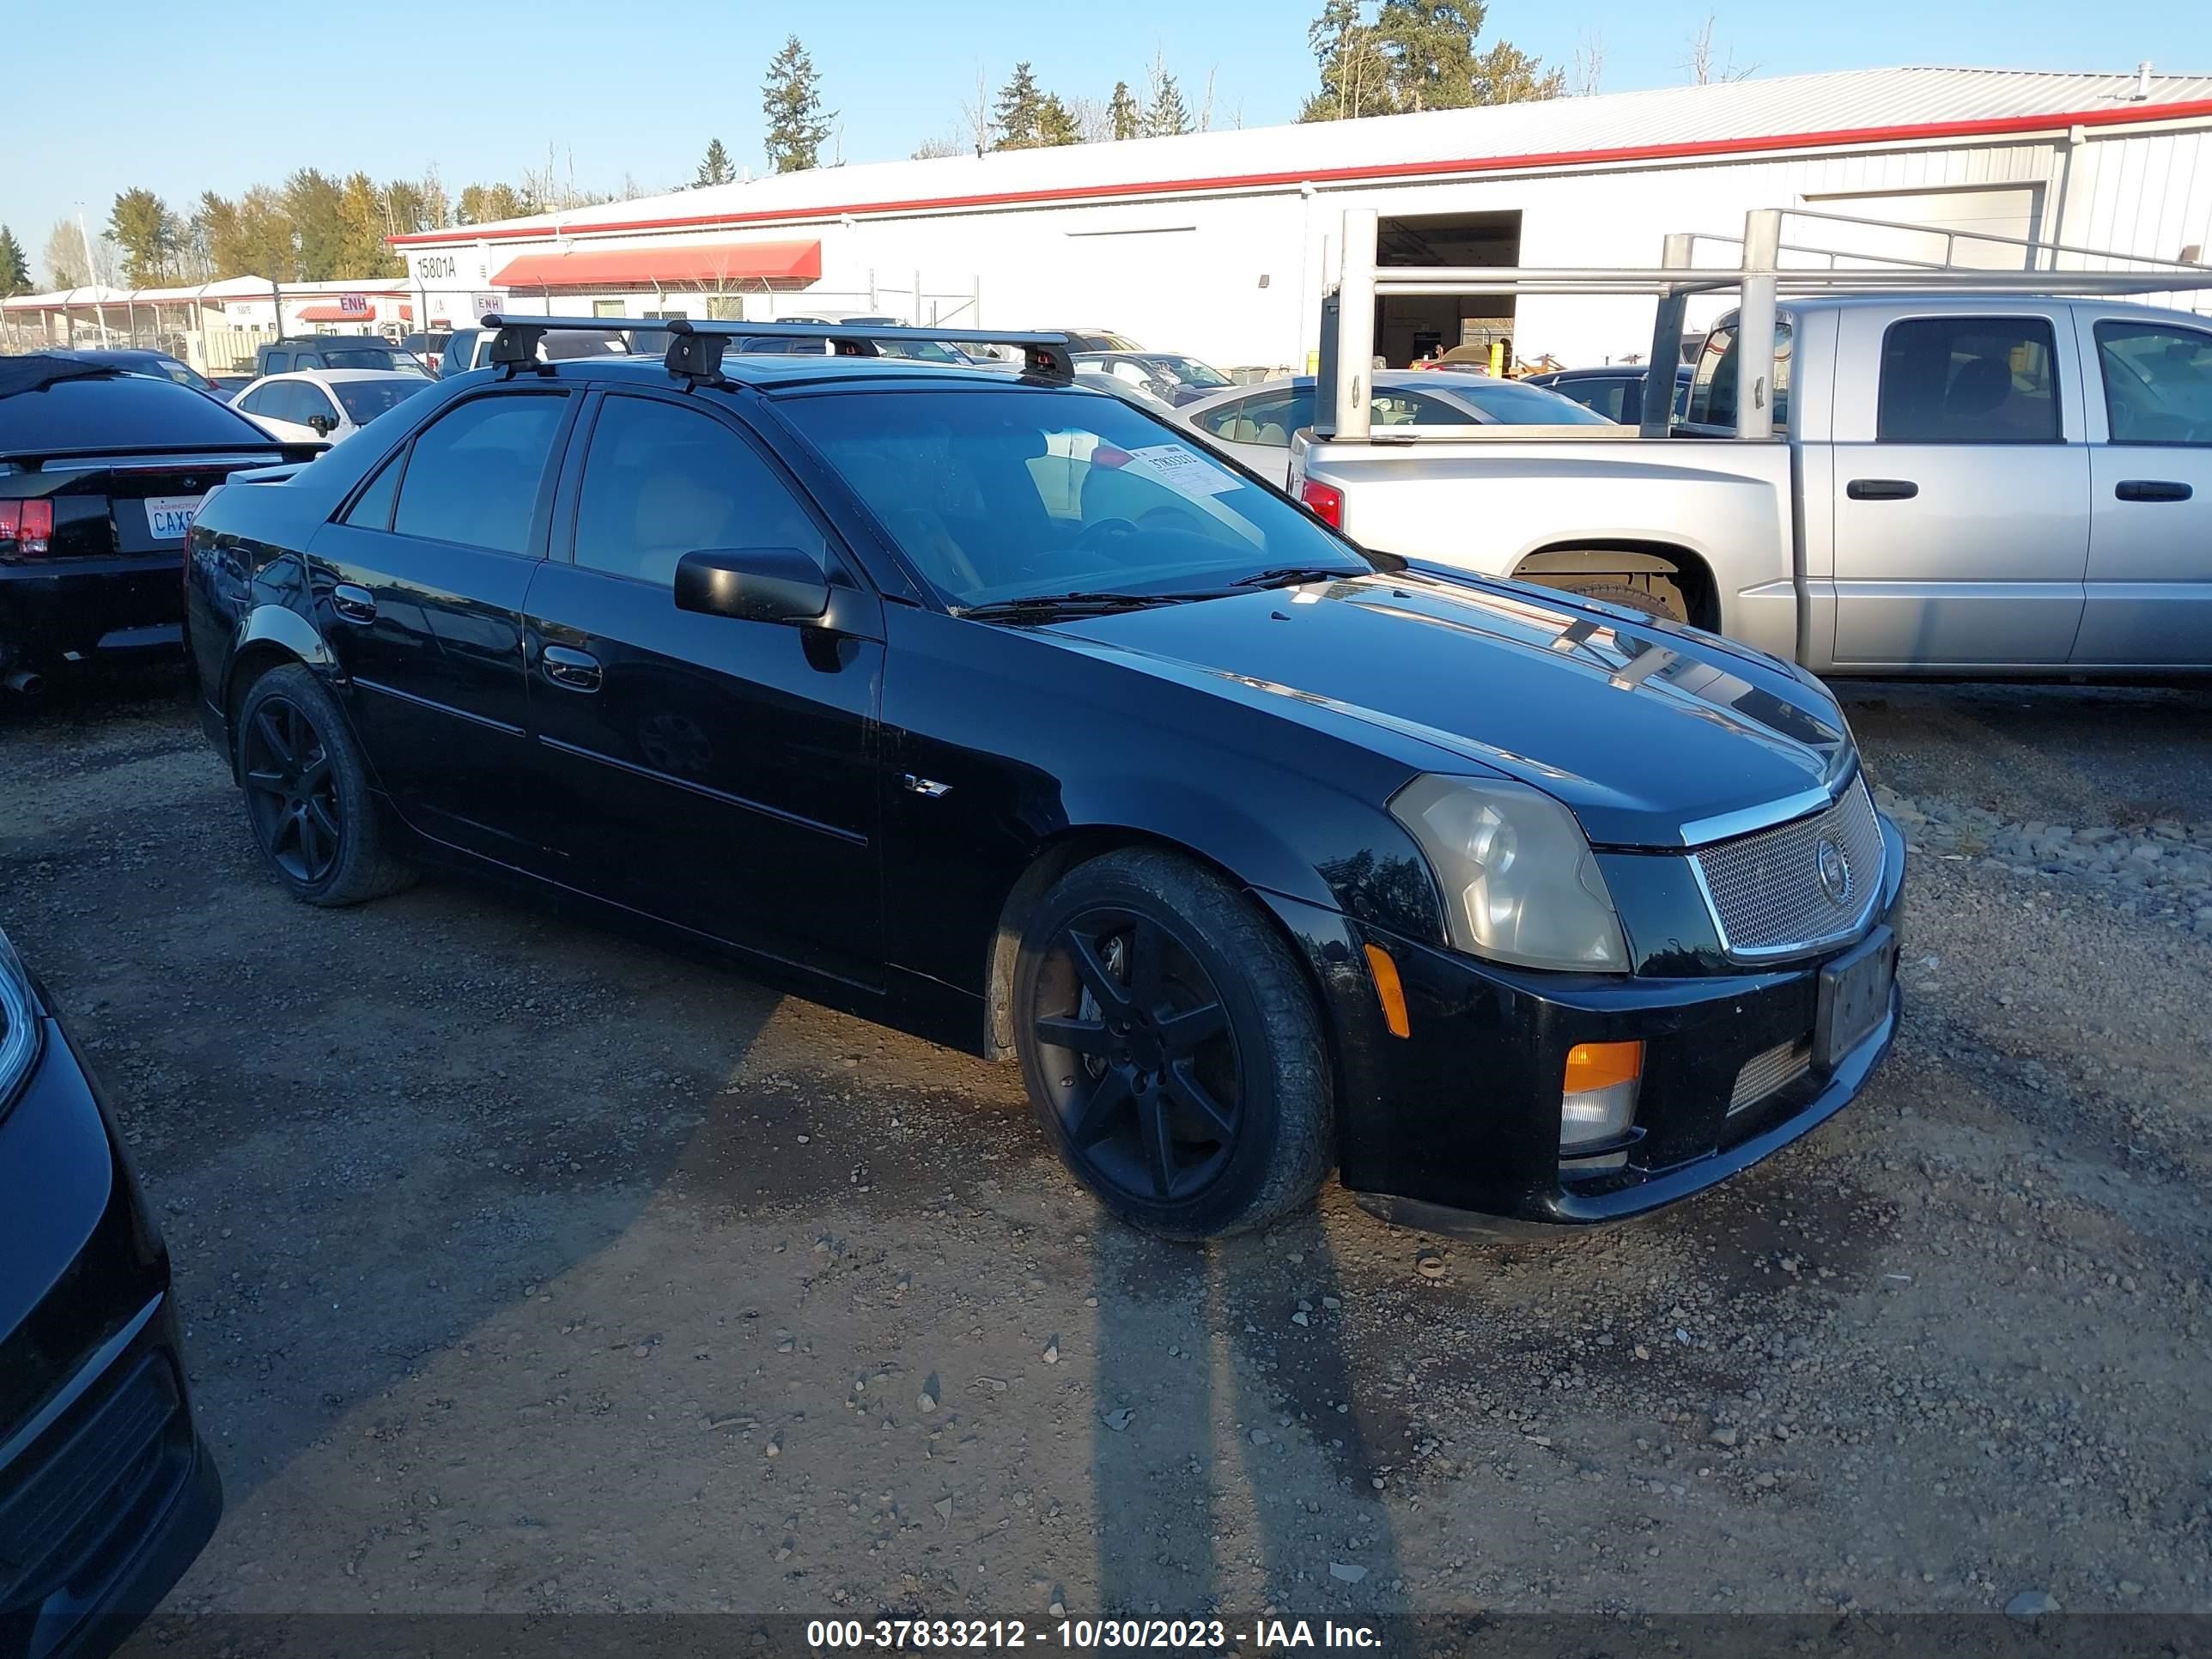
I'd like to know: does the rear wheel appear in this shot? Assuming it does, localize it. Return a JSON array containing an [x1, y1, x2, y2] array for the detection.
[[1547, 574, 1686, 623], [1013, 848, 1333, 1239], [235, 663, 414, 906]]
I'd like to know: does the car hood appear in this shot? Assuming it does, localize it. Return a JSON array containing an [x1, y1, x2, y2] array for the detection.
[[1043, 569, 1855, 848]]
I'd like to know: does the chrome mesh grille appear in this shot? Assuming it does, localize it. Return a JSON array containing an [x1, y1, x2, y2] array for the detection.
[[1692, 777, 1884, 958], [1729, 1036, 1814, 1115]]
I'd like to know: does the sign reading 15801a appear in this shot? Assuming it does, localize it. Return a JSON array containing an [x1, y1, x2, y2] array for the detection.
[[416, 255, 458, 280]]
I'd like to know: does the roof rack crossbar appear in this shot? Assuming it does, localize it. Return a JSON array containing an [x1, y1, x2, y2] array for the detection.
[[477, 313, 1077, 381]]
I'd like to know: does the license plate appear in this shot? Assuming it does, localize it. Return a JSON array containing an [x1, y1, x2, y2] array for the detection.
[[144, 495, 206, 540], [1814, 926, 1896, 1070]]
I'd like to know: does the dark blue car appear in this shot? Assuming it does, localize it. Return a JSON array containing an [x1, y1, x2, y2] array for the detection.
[[0, 924, 221, 1659]]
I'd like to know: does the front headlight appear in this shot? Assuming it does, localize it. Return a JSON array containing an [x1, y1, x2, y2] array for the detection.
[[0, 926, 41, 1113], [1390, 775, 1629, 972]]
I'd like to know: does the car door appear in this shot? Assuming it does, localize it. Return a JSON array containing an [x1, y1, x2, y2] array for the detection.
[[1189, 386, 1313, 486], [294, 380, 343, 439], [303, 384, 576, 863], [1827, 307, 2087, 667], [2074, 311, 2212, 666], [240, 380, 319, 444], [522, 387, 884, 981]]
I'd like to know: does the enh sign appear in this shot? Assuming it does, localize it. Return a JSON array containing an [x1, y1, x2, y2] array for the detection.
[[337, 294, 373, 317]]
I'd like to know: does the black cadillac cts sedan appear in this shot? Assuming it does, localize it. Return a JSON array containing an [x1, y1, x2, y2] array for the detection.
[[184, 329, 1902, 1238]]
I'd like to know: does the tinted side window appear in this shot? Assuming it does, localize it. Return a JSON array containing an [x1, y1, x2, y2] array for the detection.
[[1877, 316, 2060, 444], [573, 395, 829, 586], [1686, 321, 1793, 432], [263, 351, 291, 374], [1370, 388, 1480, 427], [392, 393, 567, 555], [2095, 320, 2212, 445], [344, 453, 403, 530], [236, 385, 270, 416], [1199, 387, 1314, 447]]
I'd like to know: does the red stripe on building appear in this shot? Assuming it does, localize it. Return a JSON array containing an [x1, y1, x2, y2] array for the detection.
[[389, 100, 2212, 248]]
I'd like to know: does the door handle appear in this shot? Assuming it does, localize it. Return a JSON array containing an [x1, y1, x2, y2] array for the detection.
[[2115, 479, 2193, 502], [1846, 478, 1919, 501], [541, 644, 602, 693], [331, 583, 376, 623]]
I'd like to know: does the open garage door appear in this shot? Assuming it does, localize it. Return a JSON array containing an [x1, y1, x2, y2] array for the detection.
[[1799, 185, 2046, 270], [1375, 210, 1521, 368]]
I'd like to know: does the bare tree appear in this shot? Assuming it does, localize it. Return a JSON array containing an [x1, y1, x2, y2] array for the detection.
[[912, 134, 969, 160], [1571, 28, 1605, 97], [957, 63, 993, 155], [1065, 95, 1114, 143], [1684, 14, 1757, 85], [1197, 67, 1218, 132]]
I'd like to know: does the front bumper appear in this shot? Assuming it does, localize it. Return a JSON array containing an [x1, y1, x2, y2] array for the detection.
[[0, 1009, 222, 1659], [1301, 817, 1905, 1231], [0, 559, 186, 676]]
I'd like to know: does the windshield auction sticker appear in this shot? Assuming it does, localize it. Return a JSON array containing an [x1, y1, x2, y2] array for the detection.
[[1121, 444, 1245, 497]]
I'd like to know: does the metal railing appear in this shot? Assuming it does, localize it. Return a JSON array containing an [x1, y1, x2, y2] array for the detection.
[[1328, 205, 2212, 443]]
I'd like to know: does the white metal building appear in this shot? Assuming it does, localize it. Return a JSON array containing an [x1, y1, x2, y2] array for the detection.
[[390, 65, 2212, 371]]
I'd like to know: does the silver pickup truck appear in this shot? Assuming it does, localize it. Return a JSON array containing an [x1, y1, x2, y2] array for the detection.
[[1290, 208, 2212, 678]]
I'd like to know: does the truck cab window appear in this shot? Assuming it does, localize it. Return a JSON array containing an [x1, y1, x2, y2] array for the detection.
[[2095, 319, 2212, 445], [1686, 320, 1793, 433], [1876, 317, 2060, 444]]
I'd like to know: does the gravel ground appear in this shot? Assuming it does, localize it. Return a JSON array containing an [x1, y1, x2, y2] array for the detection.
[[3, 672, 2209, 1631]]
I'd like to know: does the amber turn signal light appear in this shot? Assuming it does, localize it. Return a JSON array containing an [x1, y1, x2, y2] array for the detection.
[[1363, 943, 1412, 1039]]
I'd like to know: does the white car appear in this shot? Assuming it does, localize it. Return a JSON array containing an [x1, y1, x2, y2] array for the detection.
[[231, 369, 434, 446], [1177, 370, 1610, 487]]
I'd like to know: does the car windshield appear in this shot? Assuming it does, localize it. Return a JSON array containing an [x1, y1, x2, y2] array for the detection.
[[1453, 380, 1614, 424], [1140, 356, 1230, 390], [331, 378, 433, 423], [0, 372, 273, 453], [785, 386, 1372, 608], [320, 347, 425, 374], [875, 339, 970, 363]]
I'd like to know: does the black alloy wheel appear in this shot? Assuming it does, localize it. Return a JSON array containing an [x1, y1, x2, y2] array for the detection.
[[240, 694, 343, 884], [1014, 848, 1333, 1238], [234, 662, 415, 906], [1034, 908, 1243, 1204]]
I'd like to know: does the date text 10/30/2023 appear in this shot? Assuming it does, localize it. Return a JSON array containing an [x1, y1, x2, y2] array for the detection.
[[806, 1619, 1383, 1650]]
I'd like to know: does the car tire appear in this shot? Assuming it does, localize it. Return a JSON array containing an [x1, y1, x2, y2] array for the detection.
[[1547, 574, 1686, 623], [234, 662, 415, 906], [1012, 848, 1333, 1240]]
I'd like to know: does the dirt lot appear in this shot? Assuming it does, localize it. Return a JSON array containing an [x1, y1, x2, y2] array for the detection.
[[3, 674, 2209, 1631]]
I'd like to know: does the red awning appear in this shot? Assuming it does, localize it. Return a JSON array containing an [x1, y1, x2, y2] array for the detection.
[[489, 240, 821, 289], [298, 303, 376, 321]]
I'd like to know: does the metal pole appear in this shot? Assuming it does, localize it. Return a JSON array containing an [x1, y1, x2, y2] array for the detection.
[[1735, 208, 1779, 441], [1334, 207, 1378, 441], [1641, 233, 1695, 438], [913, 269, 922, 327]]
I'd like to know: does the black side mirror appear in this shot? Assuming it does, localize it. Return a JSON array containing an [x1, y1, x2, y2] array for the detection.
[[675, 547, 830, 625], [307, 414, 336, 436]]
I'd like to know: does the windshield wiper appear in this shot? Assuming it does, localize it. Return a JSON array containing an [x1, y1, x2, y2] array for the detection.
[[957, 590, 1196, 623], [1226, 564, 1366, 590]]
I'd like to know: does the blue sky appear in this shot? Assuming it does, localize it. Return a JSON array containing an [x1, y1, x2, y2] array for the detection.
[[8, 0, 2211, 281]]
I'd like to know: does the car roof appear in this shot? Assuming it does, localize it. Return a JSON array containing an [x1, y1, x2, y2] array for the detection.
[[1785, 293, 2210, 321], [501, 353, 1081, 398], [51, 347, 174, 364], [260, 368, 428, 386]]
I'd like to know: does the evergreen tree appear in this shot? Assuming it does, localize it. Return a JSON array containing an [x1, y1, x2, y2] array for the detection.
[[1300, 0, 1560, 119], [1035, 93, 1081, 147], [762, 36, 834, 173], [108, 188, 180, 285], [993, 62, 1045, 149], [1146, 70, 1191, 137], [283, 168, 346, 280], [1106, 81, 1140, 140], [0, 226, 27, 295], [696, 137, 737, 188]]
